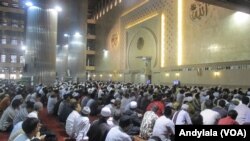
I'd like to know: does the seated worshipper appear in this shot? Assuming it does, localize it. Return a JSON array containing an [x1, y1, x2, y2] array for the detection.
[[47, 91, 58, 115], [0, 94, 10, 116], [39, 87, 49, 106], [105, 99, 116, 115], [73, 107, 91, 141], [123, 101, 141, 135], [138, 90, 151, 113], [172, 103, 192, 125], [57, 93, 71, 116], [218, 109, 239, 125], [13, 117, 45, 141], [227, 98, 240, 111], [234, 96, 250, 124], [13, 101, 35, 125], [200, 100, 220, 125], [87, 107, 112, 141], [105, 115, 132, 141], [58, 95, 75, 122], [212, 99, 227, 118], [65, 100, 81, 137], [139, 105, 159, 140], [124, 101, 141, 125], [112, 98, 121, 117], [152, 106, 175, 141], [0, 99, 22, 132], [176, 89, 185, 104], [120, 92, 130, 114], [146, 94, 165, 116], [191, 93, 201, 112], [30, 102, 43, 119], [11, 94, 24, 104], [112, 111, 121, 126], [9, 112, 39, 141]]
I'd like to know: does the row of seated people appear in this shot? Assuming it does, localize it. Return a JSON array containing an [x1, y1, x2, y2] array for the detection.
[[0, 82, 61, 141], [1, 81, 250, 141], [46, 81, 250, 141]]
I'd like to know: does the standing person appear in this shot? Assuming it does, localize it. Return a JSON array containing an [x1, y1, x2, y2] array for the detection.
[[87, 107, 111, 141], [152, 106, 175, 141], [105, 115, 132, 141]]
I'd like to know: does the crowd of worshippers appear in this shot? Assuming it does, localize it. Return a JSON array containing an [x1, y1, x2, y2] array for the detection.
[[0, 81, 250, 141]]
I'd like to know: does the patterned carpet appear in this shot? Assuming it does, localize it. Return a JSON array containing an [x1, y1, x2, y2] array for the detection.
[[39, 108, 69, 141]]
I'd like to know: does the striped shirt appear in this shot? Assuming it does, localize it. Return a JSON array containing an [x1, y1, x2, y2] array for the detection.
[[13, 108, 28, 125]]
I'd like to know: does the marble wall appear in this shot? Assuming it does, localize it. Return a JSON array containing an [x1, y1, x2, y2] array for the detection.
[[93, 0, 250, 87]]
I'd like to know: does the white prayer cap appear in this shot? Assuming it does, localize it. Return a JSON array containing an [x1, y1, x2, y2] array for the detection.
[[87, 88, 93, 94], [186, 96, 193, 102], [183, 96, 193, 103], [27, 112, 38, 118], [181, 104, 189, 110], [72, 92, 79, 97], [111, 99, 115, 104], [130, 101, 137, 109], [101, 107, 111, 117], [81, 106, 91, 115]]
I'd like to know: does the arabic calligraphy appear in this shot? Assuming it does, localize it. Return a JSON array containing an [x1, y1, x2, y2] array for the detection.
[[190, 2, 209, 21]]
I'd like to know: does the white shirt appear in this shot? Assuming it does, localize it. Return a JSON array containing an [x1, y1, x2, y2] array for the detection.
[[234, 104, 250, 124], [13, 133, 30, 141], [200, 109, 220, 125], [152, 116, 175, 141], [105, 126, 132, 141], [65, 110, 81, 137], [172, 110, 192, 125], [13, 108, 28, 125], [9, 121, 24, 141], [73, 116, 90, 141]]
